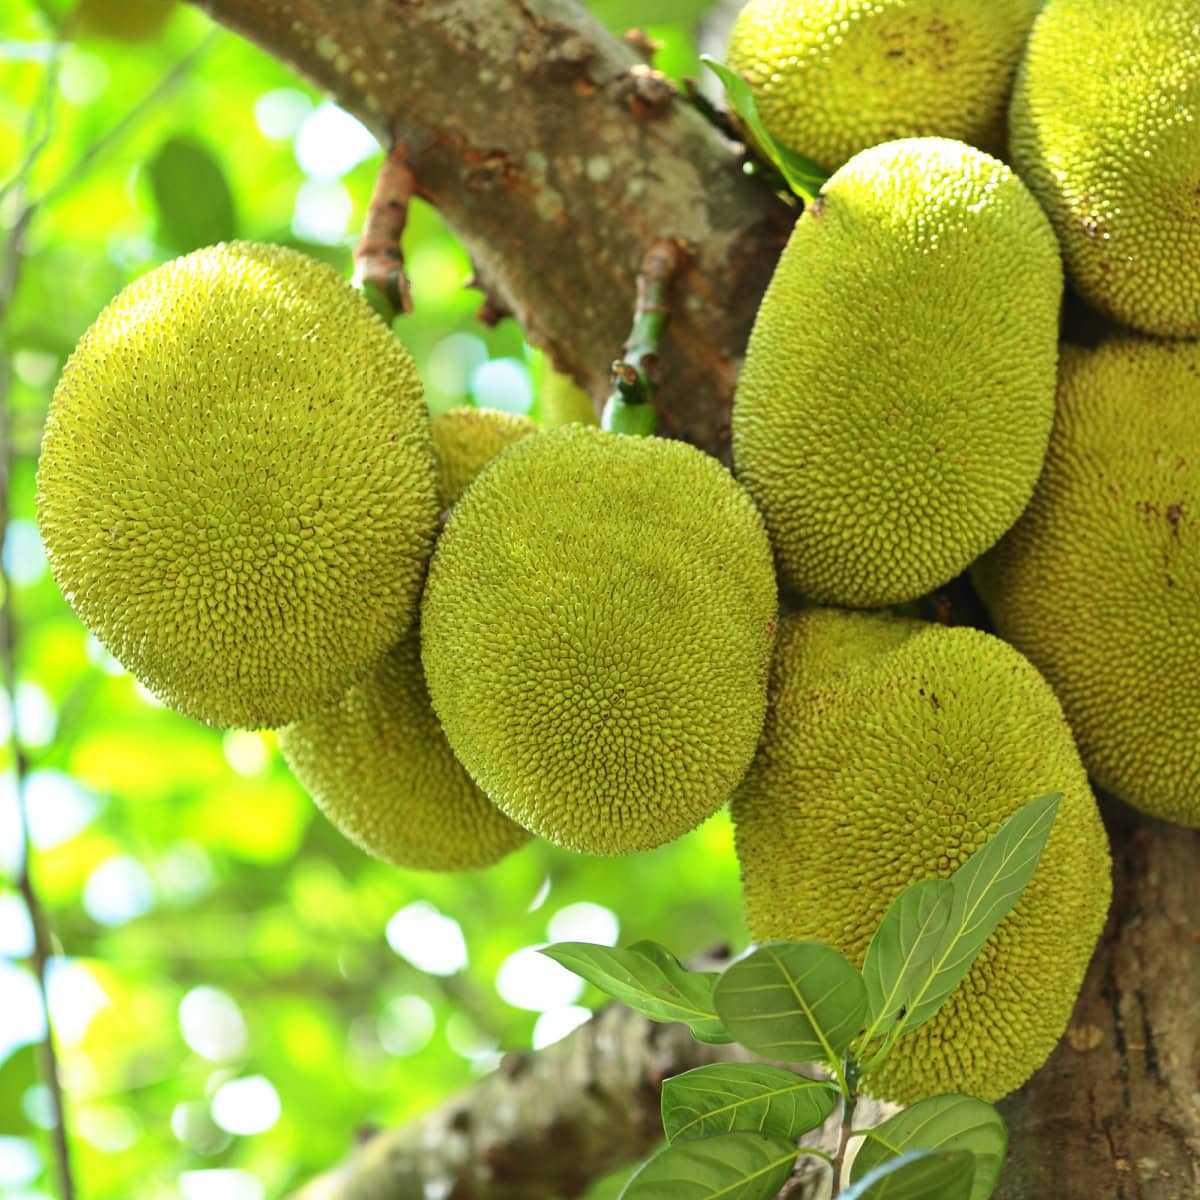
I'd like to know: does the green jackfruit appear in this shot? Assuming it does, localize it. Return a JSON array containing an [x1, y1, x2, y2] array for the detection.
[[421, 425, 778, 855], [1009, 0, 1200, 338], [430, 407, 537, 509], [726, 0, 1040, 173], [973, 338, 1200, 827], [732, 137, 1061, 608], [279, 629, 531, 871], [732, 608, 1112, 1104], [36, 242, 438, 729]]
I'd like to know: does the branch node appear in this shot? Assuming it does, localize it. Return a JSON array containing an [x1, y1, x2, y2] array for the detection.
[[621, 64, 675, 116], [466, 262, 513, 327], [353, 143, 416, 321], [622, 29, 659, 61]]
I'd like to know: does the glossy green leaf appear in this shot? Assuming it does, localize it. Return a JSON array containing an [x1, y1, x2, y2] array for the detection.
[[147, 135, 237, 253], [861, 878, 954, 1035], [541, 942, 730, 1043], [712, 942, 866, 1066], [851, 1095, 1007, 1200], [661, 1063, 837, 1144], [895, 792, 1061, 1036], [699, 56, 827, 203], [841, 1149, 976, 1200], [619, 1131, 798, 1200]]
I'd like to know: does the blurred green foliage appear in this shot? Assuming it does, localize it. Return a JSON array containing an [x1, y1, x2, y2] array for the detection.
[[0, 1, 731, 1196]]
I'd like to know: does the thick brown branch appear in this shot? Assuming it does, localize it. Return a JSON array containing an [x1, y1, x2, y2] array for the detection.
[[188, 0, 793, 458]]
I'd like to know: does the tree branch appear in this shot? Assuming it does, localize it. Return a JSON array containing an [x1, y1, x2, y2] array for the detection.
[[188, 0, 793, 459]]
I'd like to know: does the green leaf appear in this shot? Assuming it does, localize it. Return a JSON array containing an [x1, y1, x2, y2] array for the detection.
[[619, 1131, 798, 1200], [851, 1095, 1007, 1200], [661, 1063, 837, 1144], [540, 942, 730, 1043], [895, 792, 1061, 1036], [699, 56, 828, 203], [0, 1044, 38, 1133], [712, 942, 867, 1067], [841, 1149, 975, 1200], [147, 135, 237, 253], [861, 879, 954, 1036]]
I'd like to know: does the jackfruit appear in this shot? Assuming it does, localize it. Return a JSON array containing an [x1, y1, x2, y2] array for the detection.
[[538, 367, 598, 429], [973, 338, 1200, 827], [732, 137, 1061, 608], [430, 407, 537, 509], [421, 424, 778, 855], [732, 608, 1112, 1104], [1009, 0, 1200, 338], [36, 241, 438, 730], [726, 0, 1040, 173], [279, 629, 531, 870]]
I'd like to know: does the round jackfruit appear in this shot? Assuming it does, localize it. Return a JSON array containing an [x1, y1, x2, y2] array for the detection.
[[430, 407, 537, 509], [726, 0, 1040, 173], [421, 425, 779, 855], [279, 629, 531, 871], [732, 137, 1061, 608], [1009, 0, 1200, 338], [973, 338, 1200, 827], [538, 368, 598, 429], [36, 241, 439, 730], [731, 608, 1112, 1103]]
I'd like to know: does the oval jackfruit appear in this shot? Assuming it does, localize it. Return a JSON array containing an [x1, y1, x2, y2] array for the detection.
[[726, 0, 1040, 172], [430, 407, 537, 509], [732, 608, 1112, 1104], [421, 425, 779, 855], [279, 629, 531, 871], [36, 242, 439, 729], [973, 337, 1200, 827], [1009, 0, 1200, 338], [732, 137, 1061, 608]]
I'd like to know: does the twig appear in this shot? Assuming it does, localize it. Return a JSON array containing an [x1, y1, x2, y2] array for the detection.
[[353, 143, 417, 321], [829, 1090, 858, 1196], [600, 238, 686, 435]]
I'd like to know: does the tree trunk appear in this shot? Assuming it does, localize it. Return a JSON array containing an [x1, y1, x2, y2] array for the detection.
[[186, 2, 1200, 1196]]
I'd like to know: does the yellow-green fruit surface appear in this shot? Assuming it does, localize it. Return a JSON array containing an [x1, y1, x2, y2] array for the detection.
[[726, 0, 1040, 172], [1009, 0, 1200, 338], [732, 608, 1112, 1104], [279, 630, 531, 871], [973, 338, 1200, 826], [538, 368, 598, 429], [732, 137, 1061, 608], [421, 425, 779, 855], [36, 241, 439, 730], [430, 407, 537, 509]]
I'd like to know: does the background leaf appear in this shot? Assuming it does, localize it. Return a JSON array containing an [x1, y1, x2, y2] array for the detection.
[[147, 134, 237, 252], [619, 1131, 798, 1200], [860, 878, 954, 1034], [894, 793, 1061, 1036], [712, 942, 866, 1066], [851, 1095, 1007, 1200], [661, 1063, 837, 1144], [842, 1149, 976, 1200], [541, 942, 730, 1042]]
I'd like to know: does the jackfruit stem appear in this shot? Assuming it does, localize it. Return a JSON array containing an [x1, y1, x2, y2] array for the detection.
[[601, 238, 685, 435], [831, 1090, 858, 1196], [353, 142, 415, 322]]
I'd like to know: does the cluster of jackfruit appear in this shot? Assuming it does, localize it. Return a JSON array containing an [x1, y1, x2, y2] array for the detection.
[[720, 0, 1197, 1103], [34, 0, 1197, 1110]]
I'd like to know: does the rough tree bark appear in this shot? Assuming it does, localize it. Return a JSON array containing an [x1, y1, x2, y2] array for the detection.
[[186, 1, 1200, 1197]]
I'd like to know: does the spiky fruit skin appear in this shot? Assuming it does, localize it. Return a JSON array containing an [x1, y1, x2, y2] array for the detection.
[[1009, 0, 1200, 339], [732, 137, 1061, 608], [279, 630, 531, 871], [421, 425, 778, 855], [732, 609, 1112, 1104], [36, 241, 438, 730], [430, 407, 537, 509], [973, 339, 1200, 826], [726, 0, 1040, 172]]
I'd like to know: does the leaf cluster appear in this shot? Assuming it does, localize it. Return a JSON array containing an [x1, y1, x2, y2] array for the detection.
[[544, 792, 1061, 1199]]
